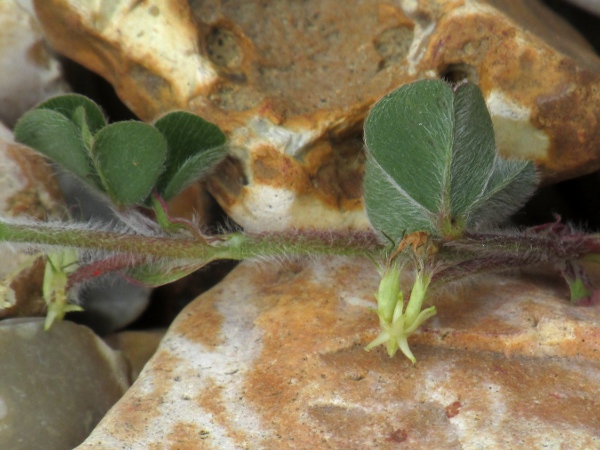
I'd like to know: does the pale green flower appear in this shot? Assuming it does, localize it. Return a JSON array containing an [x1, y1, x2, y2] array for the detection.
[[365, 263, 436, 363], [43, 249, 82, 330]]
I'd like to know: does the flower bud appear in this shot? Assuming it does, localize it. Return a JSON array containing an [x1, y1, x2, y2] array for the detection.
[[376, 263, 402, 324]]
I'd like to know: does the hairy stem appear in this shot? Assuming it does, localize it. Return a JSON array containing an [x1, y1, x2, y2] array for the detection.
[[0, 219, 381, 263], [219, 230, 380, 261], [434, 229, 600, 284]]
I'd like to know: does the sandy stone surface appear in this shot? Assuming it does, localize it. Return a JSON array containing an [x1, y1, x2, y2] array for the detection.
[[32, 0, 600, 231], [0, 0, 67, 126], [77, 258, 600, 449]]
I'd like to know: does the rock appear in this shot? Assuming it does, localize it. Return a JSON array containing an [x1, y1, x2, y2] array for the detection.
[[104, 329, 166, 381], [0, 0, 68, 127], [76, 258, 600, 449], [0, 318, 130, 450], [0, 123, 65, 319], [70, 276, 151, 335], [33, 0, 600, 231], [564, 0, 600, 16], [0, 124, 63, 220]]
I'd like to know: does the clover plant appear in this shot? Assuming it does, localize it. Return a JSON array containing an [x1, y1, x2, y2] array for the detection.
[[2, 80, 600, 361], [362, 80, 537, 360]]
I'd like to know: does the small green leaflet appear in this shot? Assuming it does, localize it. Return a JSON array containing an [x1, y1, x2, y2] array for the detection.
[[36, 93, 107, 136], [153, 111, 226, 201], [14, 95, 108, 189], [14, 108, 100, 187], [92, 121, 167, 206], [363, 79, 537, 242]]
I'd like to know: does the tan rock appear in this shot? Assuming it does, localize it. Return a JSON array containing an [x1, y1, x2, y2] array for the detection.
[[0, 123, 65, 318], [0, 318, 130, 450], [77, 258, 600, 449], [104, 329, 166, 381], [0, 0, 68, 127], [33, 0, 600, 231]]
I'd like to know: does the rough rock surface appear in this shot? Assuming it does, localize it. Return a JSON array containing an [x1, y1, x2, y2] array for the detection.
[[0, 0, 68, 126], [105, 329, 166, 381], [0, 318, 130, 450], [33, 0, 600, 231], [77, 258, 600, 449], [0, 123, 64, 318]]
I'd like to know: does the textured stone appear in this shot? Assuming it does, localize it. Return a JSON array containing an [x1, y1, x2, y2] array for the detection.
[[33, 0, 600, 231], [77, 258, 600, 449], [0, 0, 68, 127], [0, 318, 130, 450], [0, 123, 65, 319], [104, 329, 166, 381]]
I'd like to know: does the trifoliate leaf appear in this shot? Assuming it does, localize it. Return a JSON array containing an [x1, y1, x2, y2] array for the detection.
[[14, 109, 99, 186], [153, 111, 226, 200], [363, 79, 536, 242], [91, 121, 167, 206]]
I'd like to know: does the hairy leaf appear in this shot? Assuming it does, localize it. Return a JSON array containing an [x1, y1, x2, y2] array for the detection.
[[363, 79, 536, 242], [160, 148, 227, 200], [154, 111, 226, 200], [91, 121, 167, 206], [36, 93, 107, 136], [14, 109, 98, 186]]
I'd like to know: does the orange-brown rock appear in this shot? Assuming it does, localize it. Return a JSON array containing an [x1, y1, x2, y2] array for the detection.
[[76, 258, 600, 449], [33, 0, 600, 231], [104, 329, 166, 381]]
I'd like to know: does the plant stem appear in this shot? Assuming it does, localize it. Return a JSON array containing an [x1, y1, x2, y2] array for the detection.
[[455, 230, 598, 258], [218, 230, 381, 261], [434, 229, 600, 284], [0, 220, 208, 259], [0, 219, 381, 263]]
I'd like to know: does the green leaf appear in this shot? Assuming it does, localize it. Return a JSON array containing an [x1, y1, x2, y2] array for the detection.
[[14, 109, 98, 186], [363, 79, 537, 242], [125, 261, 205, 287], [467, 154, 537, 227], [160, 148, 227, 200], [15, 94, 111, 190], [153, 111, 226, 200], [91, 121, 168, 206], [447, 83, 496, 216], [37, 94, 107, 136]]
